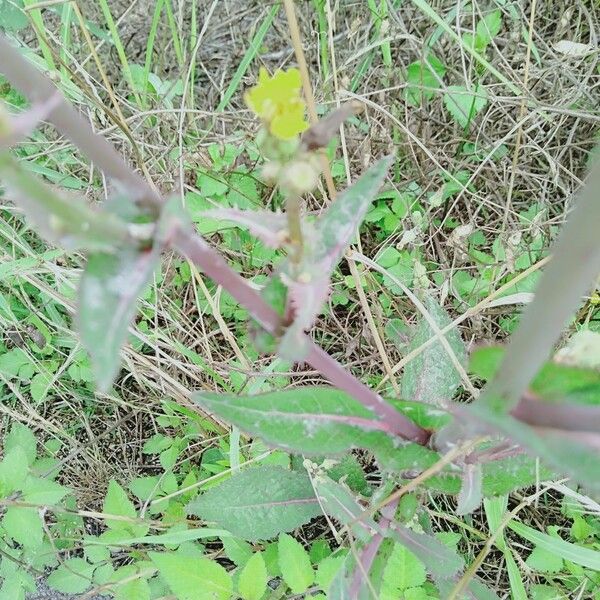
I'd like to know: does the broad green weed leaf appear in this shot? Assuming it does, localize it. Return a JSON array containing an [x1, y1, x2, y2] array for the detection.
[[476, 10, 502, 47], [508, 521, 600, 571], [443, 84, 488, 128], [78, 244, 160, 391], [21, 476, 69, 504], [186, 466, 320, 541], [2, 506, 42, 548], [103, 480, 148, 537], [238, 552, 268, 600], [526, 546, 563, 573], [150, 552, 232, 600], [456, 463, 483, 515], [222, 537, 253, 566], [193, 386, 402, 456], [381, 543, 426, 597], [0, 447, 29, 493], [46, 558, 94, 594], [278, 533, 314, 594], [85, 527, 231, 547], [0, 0, 28, 31], [405, 55, 446, 106], [401, 295, 466, 407], [4, 423, 36, 464], [316, 554, 346, 591], [388, 525, 465, 579]]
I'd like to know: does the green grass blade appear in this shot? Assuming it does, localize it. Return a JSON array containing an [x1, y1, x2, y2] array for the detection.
[[216, 3, 280, 112], [164, 0, 184, 68], [508, 521, 600, 571], [143, 0, 166, 108], [97, 0, 142, 106], [22, 0, 55, 70]]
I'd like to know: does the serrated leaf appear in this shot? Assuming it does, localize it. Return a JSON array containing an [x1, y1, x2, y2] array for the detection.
[[278, 533, 314, 594], [405, 55, 446, 106], [77, 244, 160, 391], [443, 84, 488, 128], [316, 554, 346, 591], [4, 423, 36, 465], [103, 480, 148, 537], [202, 208, 287, 248], [222, 537, 253, 566], [456, 463, 483, 515], [46, 558, 95, 594], [2, 507, 42, 548], [0, 447, 29, 493], [388, 524, 465, 579], [186, 466, 320, 541], [381, 543, 426, 596], [21, 475, 69, 504], [401, 295, 466, 407], [238, 552, 268, 600], [150, 552, 232, 600], [476, 10, 502, 47]]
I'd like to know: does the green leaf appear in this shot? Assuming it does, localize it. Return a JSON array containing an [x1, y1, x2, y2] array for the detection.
[[443, 84, 488, 128], [238, 552, 268, 600], [476, 10, 502, 47], [222, 537, 253, 566], [508, 521, 600, 571], [278, 156, 394, 359], [186, 466, 320, 541], [103, 480, 148, 537], [2, 507, 43, 549], [401, 295, 466, 407], [381, 543, 426, 596], [4, 423, 36, 465], [405, 54, 446, 106], [115, 577, 151, 600], [0, 0, 28, 31], [315, 554, 346, 591], [21, 475, 69, 504], [193, 386, 405, 457], [526, 546, 564, 573], [150, 552, 232, 600], [467, 402, 600, 493], [278, 533, 314, 594], [0, 447, 29, 494], [46, 558, 95, 594], [77, 244, 160, 391]]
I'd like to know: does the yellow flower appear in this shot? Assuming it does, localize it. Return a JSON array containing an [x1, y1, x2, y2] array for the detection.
[[245, 67, 309, 140]]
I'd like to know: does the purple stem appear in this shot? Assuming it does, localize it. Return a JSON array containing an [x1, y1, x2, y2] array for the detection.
[[349, 498, 399, 599]]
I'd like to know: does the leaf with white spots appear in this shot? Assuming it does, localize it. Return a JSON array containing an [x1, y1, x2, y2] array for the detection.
[[77, 244, 160, 391]]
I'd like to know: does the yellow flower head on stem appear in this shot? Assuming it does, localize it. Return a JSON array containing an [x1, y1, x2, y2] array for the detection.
[[245, 67, 309, 140]]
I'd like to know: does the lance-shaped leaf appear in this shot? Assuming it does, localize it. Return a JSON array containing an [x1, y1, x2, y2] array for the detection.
[[201, 208, 288, 248], [193, 386, 403, 455], [401, 295, 466, 407], [0, 152, 130, 251], [0, 94, 60, 149], [456, 463, 483, 515], [278, 156, 394, 360], [465, 402, 600, 494], [77, 243, 160, 391], [186, 466, 321, 541]]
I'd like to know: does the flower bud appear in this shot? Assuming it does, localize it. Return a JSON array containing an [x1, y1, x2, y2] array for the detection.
[[279, 158, 320, 196]]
